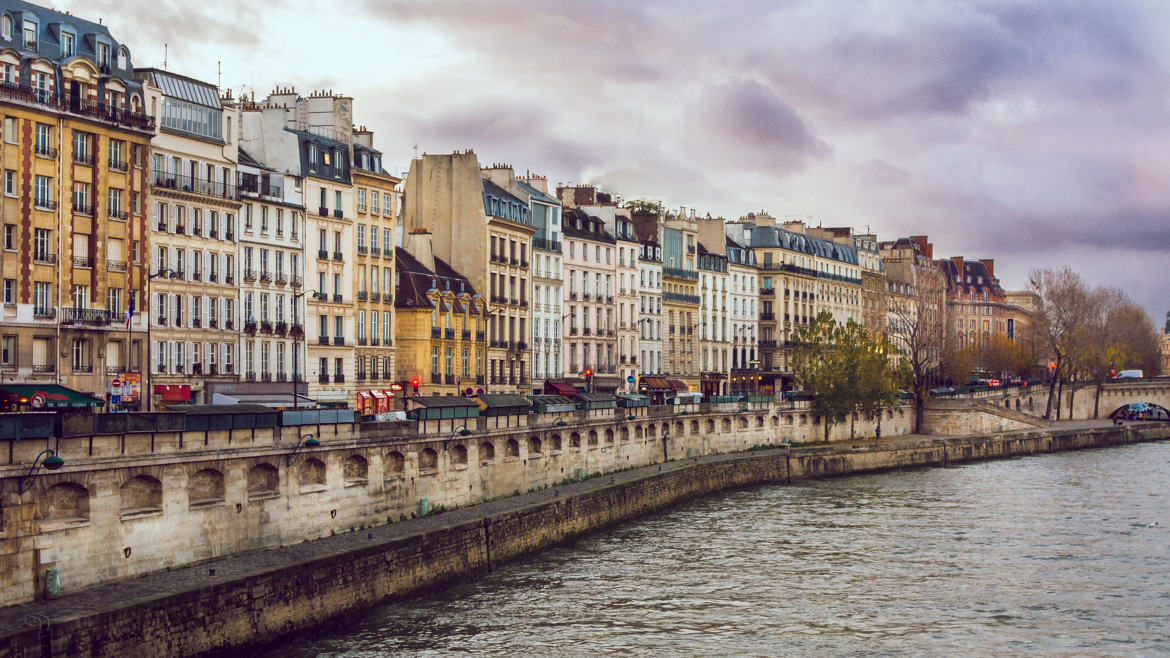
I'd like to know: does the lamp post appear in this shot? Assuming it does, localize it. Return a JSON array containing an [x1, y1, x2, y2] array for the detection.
[[18, 449, 65, 494], [445, 423, 472, 449], [290, 290, 318, 409], [285, 432, 321, 467], [145, 268, 176, 412]]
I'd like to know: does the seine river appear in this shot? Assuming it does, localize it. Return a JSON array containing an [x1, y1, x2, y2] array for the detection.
[[264, 442, 1170, 656]]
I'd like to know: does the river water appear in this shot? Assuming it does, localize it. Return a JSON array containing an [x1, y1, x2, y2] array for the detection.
[[263, 442, 1170, 656]]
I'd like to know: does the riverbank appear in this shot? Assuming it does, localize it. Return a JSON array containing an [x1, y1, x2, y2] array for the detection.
[[0, 422, 1165, 658]]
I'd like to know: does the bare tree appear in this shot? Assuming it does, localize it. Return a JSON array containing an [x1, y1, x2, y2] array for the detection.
[[1031, 267, 1093, 420], [886, 266, 947, 432]]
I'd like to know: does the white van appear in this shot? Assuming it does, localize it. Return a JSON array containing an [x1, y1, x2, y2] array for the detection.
[[1116, 370, 1144, 379]]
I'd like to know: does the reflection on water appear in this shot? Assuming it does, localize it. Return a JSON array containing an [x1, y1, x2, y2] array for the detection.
[[263, 442, 1170, 656]]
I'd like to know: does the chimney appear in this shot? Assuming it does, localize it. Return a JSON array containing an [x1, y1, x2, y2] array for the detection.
[[978, 259, 995, 278], [910, 235, 933, 260], [406, 227, 435, 273], [951, 256, 965, 277]]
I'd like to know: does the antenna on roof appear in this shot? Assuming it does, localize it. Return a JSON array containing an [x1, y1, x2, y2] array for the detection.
[[163, 43, 168, 71], [217, 61, 222, 90]]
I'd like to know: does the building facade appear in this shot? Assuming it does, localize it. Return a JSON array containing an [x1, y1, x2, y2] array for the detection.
[[517, 174, 561, 393], [352, 131, 399, 396], [613, 214, 640, 392], [0, 3, 154, 406], [138, 68, 241, 407], [562, 208, 619, 390]]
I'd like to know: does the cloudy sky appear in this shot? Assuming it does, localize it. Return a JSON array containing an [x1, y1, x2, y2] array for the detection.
[[74, 0, 1170, 318]]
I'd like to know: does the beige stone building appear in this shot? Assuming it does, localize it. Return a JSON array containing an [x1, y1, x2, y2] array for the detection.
[[402, 152, 535, 394], [139, 69, 242, 407]]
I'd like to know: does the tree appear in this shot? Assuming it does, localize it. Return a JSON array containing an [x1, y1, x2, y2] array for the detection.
[[1031, 267, 1093, 419], [791, 311, 895, 442], [886, 266, 947, 432]]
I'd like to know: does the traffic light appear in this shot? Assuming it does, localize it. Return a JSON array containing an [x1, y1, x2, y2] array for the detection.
[[411, 377, 420, 393], [584, 368, 594, 392]]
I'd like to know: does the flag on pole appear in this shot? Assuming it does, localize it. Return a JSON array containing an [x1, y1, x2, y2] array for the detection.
[[126, 295, 135, 330]]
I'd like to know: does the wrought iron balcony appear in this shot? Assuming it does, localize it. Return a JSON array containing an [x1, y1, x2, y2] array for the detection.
[[61, 307, 111, 326], [72, 256, 92, 268], [151, 171, 237, 200], [108, 158, 129, 173], [33, 252, 56, 265]]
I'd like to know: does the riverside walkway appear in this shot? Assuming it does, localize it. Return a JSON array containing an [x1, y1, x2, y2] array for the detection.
[[0, 419, 1132, 650]]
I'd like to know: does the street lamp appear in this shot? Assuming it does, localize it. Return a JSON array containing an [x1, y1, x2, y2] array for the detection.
[[445, 423, 472, 449], [145, 268, 176, 411], [18, 449, 65, 494], [290, 290, 318, 409], [286, 432, 321, 467]]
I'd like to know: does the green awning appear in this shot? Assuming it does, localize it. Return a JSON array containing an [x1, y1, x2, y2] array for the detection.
[[0, 384, 103, 408]]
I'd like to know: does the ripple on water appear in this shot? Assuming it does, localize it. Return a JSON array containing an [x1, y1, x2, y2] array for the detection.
[[261, 442, 1170, 657]]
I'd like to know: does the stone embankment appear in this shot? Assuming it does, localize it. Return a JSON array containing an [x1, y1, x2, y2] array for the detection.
[[0, 421, 1165, 658]]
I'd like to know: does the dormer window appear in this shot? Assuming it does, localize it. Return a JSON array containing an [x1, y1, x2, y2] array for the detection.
[[22, 20, 36, 49], [322, 149, 331, 166], [96, 42, 110, 69], [1, 15, 11, 41], [117, 47, 128, 69], [60, 31, 73, 57]]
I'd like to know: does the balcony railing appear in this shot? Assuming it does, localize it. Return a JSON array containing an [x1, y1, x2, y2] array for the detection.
[[237, 179, 282, 198], [333, 251, 344, 261], [259, 272, 272, 283], [332, 336, 345, 346], [72, 256, 92, 268], [151, 171, 237, 200], [0, 82, 156, 132], [32, 364, 55, 373], [72, 202, 94, 216], [107, 208, 128, 221], [33, 307, 56, 319], [33, 253, 56, 265], [61, 307, 111, 326], [663, 267, 699, 280], [73, 151, 94, 166], [108, 158, 129, 173], [243, 269, 257, 282], [71, 364, 93, 374], [533, 236, 562, 252], [318, 374, 330, 384]]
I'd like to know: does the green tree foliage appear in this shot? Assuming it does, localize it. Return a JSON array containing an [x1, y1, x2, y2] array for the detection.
[[791, 311, 897, 441]]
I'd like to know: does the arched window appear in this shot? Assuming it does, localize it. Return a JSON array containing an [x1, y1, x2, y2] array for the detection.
[[117, 46, 128, 69]]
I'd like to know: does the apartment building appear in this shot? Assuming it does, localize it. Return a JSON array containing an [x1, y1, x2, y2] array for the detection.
[[725, 235, 760, 395], [613, 214, 640, 392], [517, 174, 562, 393], [138, 68, 241, 407], [351, 128, 399, 394], [232, 145, 306, 402], [636, 238, 663, 381], [562, 207, 619, 391], [401, 152, 535, 395], [0, 2, 154, 407]]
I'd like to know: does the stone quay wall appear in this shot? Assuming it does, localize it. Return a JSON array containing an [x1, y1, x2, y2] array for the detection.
[[0, 423, 1164, 658], [0, 403, 915, 608]]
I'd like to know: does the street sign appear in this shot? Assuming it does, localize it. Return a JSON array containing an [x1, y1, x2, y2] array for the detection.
[[111, 394, 122, 407], [31, 393, 45, 408], [626, 376, 635, 384], [111, 378, 122, 389]]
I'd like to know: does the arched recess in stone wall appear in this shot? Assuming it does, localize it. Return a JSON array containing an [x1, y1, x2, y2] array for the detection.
[[587, 430, 598, 446], [479, 442, 496, 461], [755, 416, 764, 428], [188, 468, 225, 507], [690, 419, 699, 434], [41, 482, 89, 523], [528, 436, 542, 456], [721, 418, 732, 432], [506, 438, 520, 457], [344, 455, 369, 485], [770, 416, 779, 427], [549, 434, 563, 451], [570, 431, 581, 448], [449, 445, 468, 466], [248, 463, 279, 498], [386, 451, 407, 475], [420, 448, 439, 471], [120, 475, 162, 516], [705, 418, 715, 432], [674, 421, 684, 435], [634, 425, 643, 439], [298, 458, 327, 492], [604, 428, 614, 444], [619, 426, 629, 442]]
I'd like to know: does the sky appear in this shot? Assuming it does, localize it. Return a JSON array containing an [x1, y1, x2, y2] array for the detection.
[[70, 0, 1170, 321]]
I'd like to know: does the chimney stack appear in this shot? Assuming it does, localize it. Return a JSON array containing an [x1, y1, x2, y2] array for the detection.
[[406, 227, 435, 273], [978, 259, 995, 277]]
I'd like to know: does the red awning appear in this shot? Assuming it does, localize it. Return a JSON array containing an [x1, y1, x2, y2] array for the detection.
[[357, 391, 373, 399], [154, 384, 191, 402], [668, 379, 688, 392], [547, 381, 577, 396], [371, 390, 386, 399]]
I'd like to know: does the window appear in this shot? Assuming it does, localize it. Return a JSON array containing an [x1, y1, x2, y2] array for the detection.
[[334, 190, 342, 211], [3, 117, 15, 144], [2, 279, 13, 304], [96, 42, 110, 69], [2, 223, 12, 250], [23, 20, 36, 49], [34, 175, 51, 207], [61, 32, 74, 57], [1, 335, 14, 366], [384, 193, 392, 215]]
